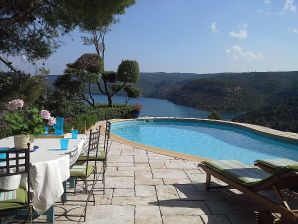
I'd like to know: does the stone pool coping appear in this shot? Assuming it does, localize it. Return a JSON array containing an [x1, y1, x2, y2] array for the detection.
[[102, 117, 298, 162]]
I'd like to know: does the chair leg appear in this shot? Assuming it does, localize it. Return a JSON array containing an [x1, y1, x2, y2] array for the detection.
[[103, 161, 106, 195], [206, 173, 211, 191]]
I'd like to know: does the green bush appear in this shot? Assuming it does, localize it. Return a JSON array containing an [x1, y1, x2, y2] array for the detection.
[[64, 105, 134, 133]]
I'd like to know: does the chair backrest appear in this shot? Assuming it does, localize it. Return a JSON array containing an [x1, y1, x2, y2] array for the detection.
[[0, 144, 31, 207], [68, 146, 79, 168], [85, 128, 100, 175], [103, 121, 111, 154]]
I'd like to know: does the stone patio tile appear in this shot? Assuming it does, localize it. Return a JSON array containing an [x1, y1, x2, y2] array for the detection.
[[134, 155, 149, 163], [113, 188, 135, 197], [152, 169, 188, 179], [205, 201, 234, 214], [121, 149, 136, 156], [150, 162, 166, 169], [159, 200, 210, 216], [163, 178, 192, 185], [105, 169, 134, 177], [107, 155, 134, 163], [107, 162, 134, 167], [135, 205, 163, 224], [175, 184, 197, 193], [94, 189, 113, 205], [184, 168, 204, 176], [107, 149, 122, 155], [162, 215, 204, 224], [135, 176, 164, 185], [156, 185, 180, 200], [112, 196, 157, 206], [164, 160, 197, 169], [118, 165, 150, 172], [135, 185, 156, 197], [201, 215, 231, 224], [135, 171, 152, 178], [105, 177, 134, 188], [187, 173, 207, 183], [85, 205, 134, 224]]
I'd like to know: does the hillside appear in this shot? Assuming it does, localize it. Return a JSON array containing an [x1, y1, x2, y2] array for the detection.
[[150, 71, 298, 112]]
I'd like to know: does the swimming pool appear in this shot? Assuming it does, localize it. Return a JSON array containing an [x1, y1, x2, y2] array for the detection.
[[111, 119, 298, 164]]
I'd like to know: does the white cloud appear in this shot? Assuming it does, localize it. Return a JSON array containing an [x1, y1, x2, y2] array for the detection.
[[211, 22, 218, 33], [289, 27, 298, 33], [283, 0, 296, 13], [225, 45, 263, 60], [229, 30, 248, 39]]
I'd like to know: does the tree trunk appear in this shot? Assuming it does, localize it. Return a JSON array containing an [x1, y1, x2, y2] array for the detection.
[[107, 95, 113, 107]]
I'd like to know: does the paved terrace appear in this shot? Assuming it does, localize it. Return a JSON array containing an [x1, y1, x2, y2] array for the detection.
[[36, 139, 295, 224]]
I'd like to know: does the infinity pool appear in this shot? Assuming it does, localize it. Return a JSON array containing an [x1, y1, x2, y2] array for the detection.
[[111, 119, 298, 164]]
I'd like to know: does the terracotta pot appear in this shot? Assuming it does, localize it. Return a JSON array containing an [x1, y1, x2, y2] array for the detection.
[[14, 134, 29, 149]]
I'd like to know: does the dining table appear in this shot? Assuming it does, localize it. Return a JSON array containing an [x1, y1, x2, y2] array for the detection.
[[0, 134, 87, 223]]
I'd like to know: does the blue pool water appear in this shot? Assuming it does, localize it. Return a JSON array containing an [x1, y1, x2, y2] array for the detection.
[[111, 119, 298, 164]]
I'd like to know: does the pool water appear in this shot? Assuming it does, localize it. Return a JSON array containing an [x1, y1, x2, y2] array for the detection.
[[111, 119, 298, 164]]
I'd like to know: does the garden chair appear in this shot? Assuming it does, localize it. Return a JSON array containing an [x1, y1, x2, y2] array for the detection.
[[254, 158, 298, 173], [0, 144, 32, 223], [77, 121, 111, 194], [67, 128, 100, 222], [198, 160, 298, 222]]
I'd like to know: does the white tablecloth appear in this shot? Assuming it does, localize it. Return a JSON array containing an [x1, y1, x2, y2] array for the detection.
[[0, 134, 86, 214]]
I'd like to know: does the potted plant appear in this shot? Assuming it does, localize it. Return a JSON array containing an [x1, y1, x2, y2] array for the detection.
[[4, 99, 44, 149], [132, 102, 143, 118]]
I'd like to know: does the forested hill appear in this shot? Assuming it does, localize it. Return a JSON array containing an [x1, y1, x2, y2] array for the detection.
[[148, 71, 298, 112]]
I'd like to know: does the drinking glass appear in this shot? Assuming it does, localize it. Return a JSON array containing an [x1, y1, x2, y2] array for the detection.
[[71, 129, 79, 139], [60, 138, 69, 150]]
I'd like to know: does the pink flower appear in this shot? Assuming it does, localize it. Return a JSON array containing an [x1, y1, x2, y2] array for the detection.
[[40, 110, 51, 120], [7, 99, 24, 110], [48, 117, 56, 126]]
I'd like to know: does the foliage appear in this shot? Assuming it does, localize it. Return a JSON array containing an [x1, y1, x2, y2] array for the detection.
[[54, 54, 103, 107], [4, 107, 44, 136], [208, 111, 221, 120], [97, 60, 141, 107], [0, 0, 135, 71], [0, 72, 47, 107], [64, 105, 134, 133], [148, 71, 298, 112], [123, 85, 142, 105], [233, 97, 298, 133]]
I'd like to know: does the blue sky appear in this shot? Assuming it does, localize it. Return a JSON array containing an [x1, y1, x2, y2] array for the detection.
[[3, 0, 298, 75]]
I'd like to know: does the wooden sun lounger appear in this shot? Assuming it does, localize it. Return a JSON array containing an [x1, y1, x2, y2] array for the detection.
[[198, 160, 298, 222], [254, 158, 298, 173]]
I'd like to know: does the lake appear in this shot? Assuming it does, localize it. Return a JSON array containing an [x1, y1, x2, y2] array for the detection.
[[93, 95, 238, 120]]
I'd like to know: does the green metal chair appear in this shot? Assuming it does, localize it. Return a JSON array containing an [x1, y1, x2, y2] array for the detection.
[[0, 144, 32, 224], [77, 121, 111, 194], [67, 128, 100, 222]]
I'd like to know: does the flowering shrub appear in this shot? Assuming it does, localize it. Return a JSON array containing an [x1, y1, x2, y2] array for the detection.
[[40, 110, 56, 126], [4, 99, 46, 136], [7, 99, 24, 110], [133, 102, 143, 111]]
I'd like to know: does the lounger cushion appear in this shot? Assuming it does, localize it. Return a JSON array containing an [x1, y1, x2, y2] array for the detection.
[[255, 159, 298, 170], [70, 165, 95, 177], [0, 188, 27, 210], [202, 160, 270, 186]]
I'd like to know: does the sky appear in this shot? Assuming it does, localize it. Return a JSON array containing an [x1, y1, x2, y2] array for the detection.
[[2, 0, 298, 75]]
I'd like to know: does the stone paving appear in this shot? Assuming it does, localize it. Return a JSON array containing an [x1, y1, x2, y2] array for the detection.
[[36, 140, 296, 224]]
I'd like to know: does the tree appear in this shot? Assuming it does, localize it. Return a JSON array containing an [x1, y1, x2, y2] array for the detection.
[[0, 0, 135, 71], [97, 60, 141, 107], [54, 53, 103, 107], [208, 111, 222, 120]]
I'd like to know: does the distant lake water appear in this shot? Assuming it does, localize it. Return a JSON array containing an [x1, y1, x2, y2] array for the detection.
[[93, 95, 239, 120]]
